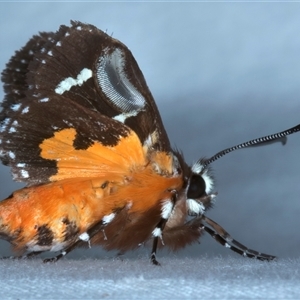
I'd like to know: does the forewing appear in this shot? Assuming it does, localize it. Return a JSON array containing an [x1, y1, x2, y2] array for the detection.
[[0, 21, 167, 184]]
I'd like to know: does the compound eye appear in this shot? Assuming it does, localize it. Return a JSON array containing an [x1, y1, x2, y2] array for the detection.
[[187, 175, 206, 198]]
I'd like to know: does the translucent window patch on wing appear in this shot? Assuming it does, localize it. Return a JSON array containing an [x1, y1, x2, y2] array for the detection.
[[96, 48, 146, 113]]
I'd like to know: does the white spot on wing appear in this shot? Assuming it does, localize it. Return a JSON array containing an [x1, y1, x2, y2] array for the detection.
[[56, 41, 61, 46], [102, 213, 115, 225], [21, 170, 29, 178], [55, 68, 92, 95], [22, 107, 29, 114], [39, 97, 49, 103], [113, 111, 138, 123], [8, 151, 15, 159], [17, 163, 26, 168], [63, 120, 73, 127], [11, 103, 21, 111], [0, 120, 11, 132]]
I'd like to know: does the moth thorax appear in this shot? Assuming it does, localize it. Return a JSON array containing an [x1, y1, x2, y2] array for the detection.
[[149, 151, 181, 177]]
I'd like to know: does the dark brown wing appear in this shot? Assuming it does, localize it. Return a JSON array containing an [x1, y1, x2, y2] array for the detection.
[[0, 21, 170, 185]]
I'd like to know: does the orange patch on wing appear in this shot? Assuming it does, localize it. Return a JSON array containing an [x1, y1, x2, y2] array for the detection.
[[39, 128, 147, 182], [37, 127, 183, 215]]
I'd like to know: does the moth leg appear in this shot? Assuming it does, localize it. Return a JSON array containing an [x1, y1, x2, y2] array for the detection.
[[202, 216, 276, 261], [23, 251, 44, 259], [43, 219, 107, 263], [150, 191, 178, 266], [43, 252, 67, 263], [150, 218, 167, 266]]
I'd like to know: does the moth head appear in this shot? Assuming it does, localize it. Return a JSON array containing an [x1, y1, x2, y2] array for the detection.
[[184, 160, 216, 216], [180, 124, 300, 218]]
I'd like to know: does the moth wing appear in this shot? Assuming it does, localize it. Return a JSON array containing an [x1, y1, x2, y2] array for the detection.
[[0, 21, 169, 185], [0, 93, 147, 184]]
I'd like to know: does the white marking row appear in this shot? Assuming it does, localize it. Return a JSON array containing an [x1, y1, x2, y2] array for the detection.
[[55, 68, 92, 95]]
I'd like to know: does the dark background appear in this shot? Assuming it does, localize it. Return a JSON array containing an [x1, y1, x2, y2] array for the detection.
[[0, 2, 299, 260]]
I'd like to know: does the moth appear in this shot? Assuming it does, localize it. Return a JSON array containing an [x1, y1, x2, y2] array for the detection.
[[0, 21, 299, 265]]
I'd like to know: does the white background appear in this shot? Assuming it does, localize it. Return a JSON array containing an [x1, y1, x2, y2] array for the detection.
[[0, 2, 300, 298]]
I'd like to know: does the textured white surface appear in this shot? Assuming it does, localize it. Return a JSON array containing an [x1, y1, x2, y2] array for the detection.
[[0, 256, 300, 299], [0, 3, 300, 299]]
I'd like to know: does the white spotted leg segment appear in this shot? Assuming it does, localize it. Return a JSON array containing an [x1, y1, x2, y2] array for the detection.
[[201, 216, 276, 261], [150, 196, 176, 266]]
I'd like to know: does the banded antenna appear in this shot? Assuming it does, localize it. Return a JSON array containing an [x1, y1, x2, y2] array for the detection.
[[202, 124, 300, 167]]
